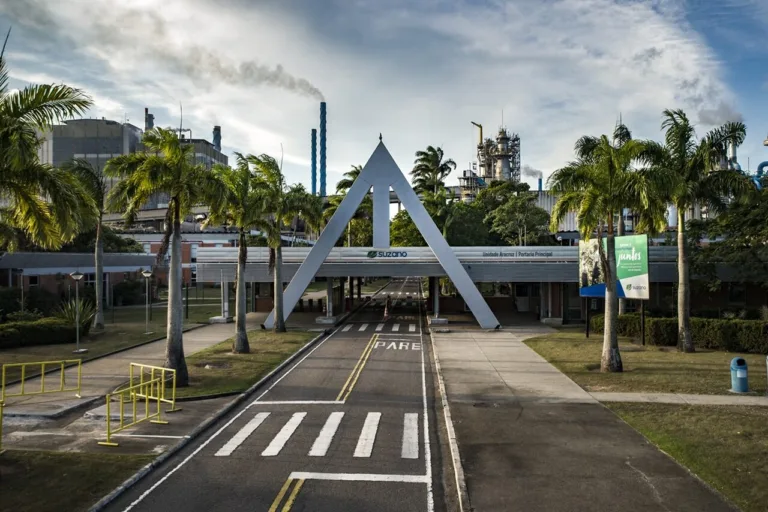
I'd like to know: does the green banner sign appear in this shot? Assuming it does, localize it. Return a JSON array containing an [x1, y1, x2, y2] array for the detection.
[[579, 234, 649, 299]]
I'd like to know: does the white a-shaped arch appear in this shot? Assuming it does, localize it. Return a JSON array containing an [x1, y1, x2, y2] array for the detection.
[[263, 141, 500, 329]]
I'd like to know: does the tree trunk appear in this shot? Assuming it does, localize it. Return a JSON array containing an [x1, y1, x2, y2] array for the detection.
[[677, 210, 694, 352], [233, 229, 249, 353], [273, 244, 286, 333], [93, 215, 105, 330], [164, 200, 189, 386], [601, 224, 623, 372], [617, 212, 627, 316]]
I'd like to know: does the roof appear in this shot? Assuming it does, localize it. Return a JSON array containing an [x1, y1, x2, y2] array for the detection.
[[0, 252, 155, 275]]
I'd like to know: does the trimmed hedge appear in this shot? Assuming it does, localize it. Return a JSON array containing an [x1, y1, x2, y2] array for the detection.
[[589, 314, 768, 354], [0, 318, 77, 349]]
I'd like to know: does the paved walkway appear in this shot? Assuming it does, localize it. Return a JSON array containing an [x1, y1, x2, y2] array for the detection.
[[432, 327, 737, 512], [592, 391, 768, 406], [2, 312, 320, 419]]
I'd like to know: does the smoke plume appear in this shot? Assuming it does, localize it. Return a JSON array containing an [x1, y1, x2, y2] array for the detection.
[[522, 165, 543, 180], [0, 0, 325, 101]]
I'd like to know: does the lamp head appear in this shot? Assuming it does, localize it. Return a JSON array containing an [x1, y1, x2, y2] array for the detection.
[[70, 271, 84, 281], [141, 270, 153, 278]]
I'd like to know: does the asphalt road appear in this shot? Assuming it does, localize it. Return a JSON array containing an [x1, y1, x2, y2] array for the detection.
[[106, 277, 443, 512]]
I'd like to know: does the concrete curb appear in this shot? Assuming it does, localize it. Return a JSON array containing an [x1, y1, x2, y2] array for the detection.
[[3, 323, 208, 388], [429, 329, 471, 512], [87, 329, 329, 512]]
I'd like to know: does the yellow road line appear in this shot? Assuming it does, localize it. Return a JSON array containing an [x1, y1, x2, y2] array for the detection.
[[281, 479, 305, 512], [269, 478, 295, 512], [340, 334, 378, 402], [336, 334, 377, 401]]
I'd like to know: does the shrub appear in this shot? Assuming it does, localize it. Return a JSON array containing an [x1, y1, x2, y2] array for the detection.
[[590, 313, 768, 353], [113, 279, 144, 306], [0, 317, 77, 349], [6, 309, 44, 322], [54, 299, 96, 336]]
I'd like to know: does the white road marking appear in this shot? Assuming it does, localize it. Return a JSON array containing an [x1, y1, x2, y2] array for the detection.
[[250, 401, 343, 405], [290, 471, 429, 483], [309, 412, 345, 457], [359, 323, 368, 331], [419, 283, 434, 512], [392, 324, 400, 332], [354, 412, 381, 458], [120, 288, 386, 511], [402, 413, 419, 459], [409, 324, 416, 332], [375, 323, 384, 332], [113, 434, 190, 440], [215, 412, 270, 457], [262, 412, 307, 456], [342, 325, 352, 332]]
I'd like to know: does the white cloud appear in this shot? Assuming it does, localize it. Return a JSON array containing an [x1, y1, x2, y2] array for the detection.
[[0, 0, 748, 190]]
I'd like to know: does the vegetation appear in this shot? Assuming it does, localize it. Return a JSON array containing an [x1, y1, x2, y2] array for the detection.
[[411, 145, 456, 195], [0, 317, 76, 349], [608, 403, 768, 512], [548, 123, 664, 372], [0, 50, 94, 251], [104, 128, 227, 386], [0, 450, 153, 512], [177, 329, 315, 398], [207, 154, 267, 353], [54, 298, 96, 335], [524, 330, 767, 395], [644, 110, 751, 353], [247, 154, 322, 332]]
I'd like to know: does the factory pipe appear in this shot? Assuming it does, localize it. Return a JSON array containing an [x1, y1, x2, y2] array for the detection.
[[471, 122, 483, 146], [212, 126, 221, 152], [320, 102, 327, 197], [311, 128, 317, 195], [758, 161, 768, 178], [538, 178, 542, 192]]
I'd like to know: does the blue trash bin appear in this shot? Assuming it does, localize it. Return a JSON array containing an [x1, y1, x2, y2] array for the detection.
[[730, 357, 749, 393]]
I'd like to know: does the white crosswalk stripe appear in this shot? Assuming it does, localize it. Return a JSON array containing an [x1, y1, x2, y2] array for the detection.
[[262, 412, 306, 456], [402, 413, 419, 459], [409, 324, 416, 332], [342, 325, 352, 332], [392, 324, 400, 332], [354, 412, 381, 458], [217, 411, 420, 460], [359, 323, 368, 331], [309, 412, 345, 457], [215, 412, 270, 457], [375, 323, 384, 332]]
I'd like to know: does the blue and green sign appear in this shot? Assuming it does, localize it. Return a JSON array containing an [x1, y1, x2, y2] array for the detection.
[[579, 234, 649, 299]]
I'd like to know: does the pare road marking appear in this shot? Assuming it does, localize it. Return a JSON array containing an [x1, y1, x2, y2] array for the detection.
[[374, 341, 422, 350]]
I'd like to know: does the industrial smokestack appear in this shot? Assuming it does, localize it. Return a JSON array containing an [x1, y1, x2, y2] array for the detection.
[[538, 178, 543, 192], [319, 102, 327, 197], [213, 126, 222, 152], [311, 129, 318, 195], [144, 107, 154, 132]]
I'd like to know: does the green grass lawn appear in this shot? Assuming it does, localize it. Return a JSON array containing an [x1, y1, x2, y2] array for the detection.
[[175, 329, 316, 398], [0, 304, 222, 383], [608, 403, 768, 512], [0, 450, 153, 512], [525, 330, 767, 395]]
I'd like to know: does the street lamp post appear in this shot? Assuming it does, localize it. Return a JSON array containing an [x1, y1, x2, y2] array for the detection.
[[142, 270, 153, 335], [70, 271, 87, 354]]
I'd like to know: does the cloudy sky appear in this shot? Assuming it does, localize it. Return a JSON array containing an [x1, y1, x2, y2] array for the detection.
[[1, 0, 767, 192]]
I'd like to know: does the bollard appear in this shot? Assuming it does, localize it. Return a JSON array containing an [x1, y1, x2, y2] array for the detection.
[[730, 357, 749, 393]]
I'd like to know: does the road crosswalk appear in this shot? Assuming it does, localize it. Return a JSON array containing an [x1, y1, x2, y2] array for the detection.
[[341, 323, 419, 333], [214, 411, 421, 460]]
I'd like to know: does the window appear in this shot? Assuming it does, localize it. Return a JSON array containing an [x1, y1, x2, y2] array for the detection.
[[143, 243, 151, 254], [191, 244, 198, 263], [28, 275, 39, 287]]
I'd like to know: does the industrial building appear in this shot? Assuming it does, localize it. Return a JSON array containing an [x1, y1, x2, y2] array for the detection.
[[458, 123, 521, 202]]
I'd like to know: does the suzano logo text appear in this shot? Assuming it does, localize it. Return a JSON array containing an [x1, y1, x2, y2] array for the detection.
[[367, 251, 408, 258]]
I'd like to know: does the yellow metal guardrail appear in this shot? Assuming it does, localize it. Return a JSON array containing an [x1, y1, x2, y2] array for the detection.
[[128, 363, 181, 413], [98, 378, 168, 447], [1, 359, 82, 404]]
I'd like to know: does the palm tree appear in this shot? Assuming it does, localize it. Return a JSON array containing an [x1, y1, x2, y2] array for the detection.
[[644, 109, 751, 352], [336, 165, 363, 194], [248, 153, 322, 332], [549, 133, 664, 372], [61, 159, 111, 330], [0, 45, 94, 251], [206, 154, 267, 353], [412, 146, 456, 195], [105, 128, 226, 385]]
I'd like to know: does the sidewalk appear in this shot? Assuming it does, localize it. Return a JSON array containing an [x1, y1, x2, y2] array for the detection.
[[2, 311, 320, 419], [432, 327, 737, 512]]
